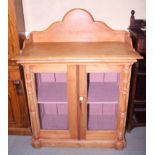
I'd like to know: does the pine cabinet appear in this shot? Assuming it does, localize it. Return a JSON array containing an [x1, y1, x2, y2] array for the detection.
[[13, 9, 142, 149]]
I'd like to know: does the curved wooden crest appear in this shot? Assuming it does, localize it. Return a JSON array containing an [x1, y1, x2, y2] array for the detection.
[[28, 8, 131, 43]]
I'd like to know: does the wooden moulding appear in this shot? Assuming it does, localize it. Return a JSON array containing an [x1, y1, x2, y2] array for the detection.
[[32, 138, 125, 149]]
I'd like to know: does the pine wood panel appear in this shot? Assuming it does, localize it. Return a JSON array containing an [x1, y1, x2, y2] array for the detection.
[[67, 65, 79, 139], [27, 9, 131, 44], [32, 138, 118, 148], [116, 65, 132, 142], [86, 131, 117, 140], [29, 64, 67, 73], [39, 130, 70, 139]]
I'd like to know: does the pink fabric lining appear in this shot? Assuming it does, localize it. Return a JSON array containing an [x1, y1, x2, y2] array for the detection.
[[87, 82, 119, 104], [88, 115, 116, 130], [55, 73, 66, 82], [40, 73, 55, 82], [104, 73, 118, 82], [39, 104, 68, 129], [89, 104, 117, 115], [103, 104, 117, 115], [89, 73, 104, 82], [36, 73, 66, 83], [57, 104, 68, 115], [37, 83, 67, 104], [89, 73, 118, 82], [39, 103, 117, 130], [41, 114, 68, 130], [36, 73, 119, 83], [36, 73, 119, 130], [89, 104, 103, 115], [43, 104, 57, 115]]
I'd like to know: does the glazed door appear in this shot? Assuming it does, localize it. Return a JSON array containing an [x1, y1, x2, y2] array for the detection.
[[79, 64, 121, 140], [24, 64, 78, 139]]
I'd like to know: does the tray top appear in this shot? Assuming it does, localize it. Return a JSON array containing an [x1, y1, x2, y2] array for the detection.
[[14, 42, 142, 63]]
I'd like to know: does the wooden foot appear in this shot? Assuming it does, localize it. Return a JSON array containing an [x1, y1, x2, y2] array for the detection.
[[32, 138, 41, 148], [115, 140, 126, 150]]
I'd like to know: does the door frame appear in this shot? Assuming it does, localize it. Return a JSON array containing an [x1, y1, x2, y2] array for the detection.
[[23, 64, 79, 140], [78, 63, 132, 141]]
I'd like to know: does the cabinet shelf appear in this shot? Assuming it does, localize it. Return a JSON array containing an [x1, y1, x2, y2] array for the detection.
[[37, 82, 67, 104], [136, 72, 146, 76], [133, 100, 146, 105], [37, 80, 119, 105]]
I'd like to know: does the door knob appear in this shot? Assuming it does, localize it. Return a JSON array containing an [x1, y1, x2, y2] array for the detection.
[[79, 97, 83, 110], [13, 80, 22, 95]]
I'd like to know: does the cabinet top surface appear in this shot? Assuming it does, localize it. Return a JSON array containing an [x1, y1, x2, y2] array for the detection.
[[13, 42, 142, 63]]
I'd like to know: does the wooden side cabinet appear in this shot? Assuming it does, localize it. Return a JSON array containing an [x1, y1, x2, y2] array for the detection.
[[8, 0, 31, 135], [13, 9, 142, 149], [127, 10, 146, 132], [8, 66, 31, 134]]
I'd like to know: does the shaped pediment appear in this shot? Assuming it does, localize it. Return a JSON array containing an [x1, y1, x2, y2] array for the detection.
[[28, 8, 131, 43]]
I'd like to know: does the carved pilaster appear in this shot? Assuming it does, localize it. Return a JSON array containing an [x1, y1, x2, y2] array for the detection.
[[117, 64, 132, 142], [23, 65, 40, 139], [118, 112, 126, 140]]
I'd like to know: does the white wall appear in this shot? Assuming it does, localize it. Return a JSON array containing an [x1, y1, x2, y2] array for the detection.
[[22, 0, 146, 32]]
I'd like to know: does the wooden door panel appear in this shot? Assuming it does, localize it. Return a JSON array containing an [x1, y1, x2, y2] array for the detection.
[[8, 67, 30, 130], [8, 80, 21, 127], [8, 95, 15, 123]]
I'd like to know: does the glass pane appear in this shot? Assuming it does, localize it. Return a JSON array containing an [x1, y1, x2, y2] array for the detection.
[[35, 73, 68, 130], [87, 72, 119, 130]]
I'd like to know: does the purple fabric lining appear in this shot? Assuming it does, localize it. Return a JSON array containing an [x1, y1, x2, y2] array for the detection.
[[37, 82, 67, 104], [36, 73, 119, 83], [89, 73, 118, 82], [104, 73, 118, 82], [37, 81, 119, 104], [89, 73, 104, 82], [41, 114, 68, 130], [89, 104, 117, 115], [55, 73, 66, 82], [36, 73, 119, 130], [88, 115, 117, 130], [87, 82, 119, 104], [39, 104, 68, 130]]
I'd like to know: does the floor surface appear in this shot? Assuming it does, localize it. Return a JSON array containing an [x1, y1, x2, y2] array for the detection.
[[8, 127, 146, 155]]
